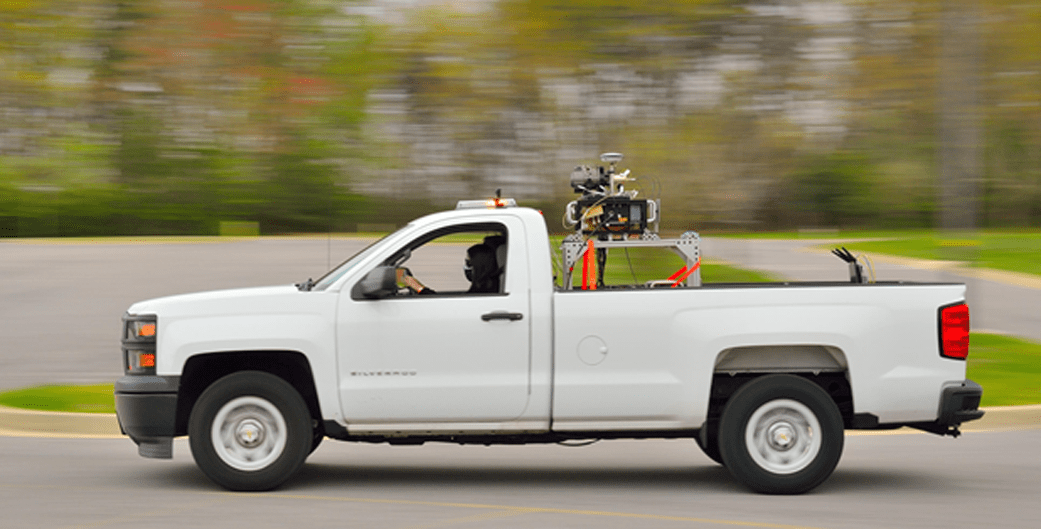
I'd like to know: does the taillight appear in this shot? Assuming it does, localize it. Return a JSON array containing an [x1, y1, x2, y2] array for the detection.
[[939, 303, 970, 360]]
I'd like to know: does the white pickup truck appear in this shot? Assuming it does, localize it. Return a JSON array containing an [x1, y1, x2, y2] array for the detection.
[[115, 200, 983, 494]]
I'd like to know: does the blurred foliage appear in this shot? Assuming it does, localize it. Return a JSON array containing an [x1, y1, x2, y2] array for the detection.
[[0, 383, 115, 414], [0, 1, 1039, 235], [788, 152, 881, 228]]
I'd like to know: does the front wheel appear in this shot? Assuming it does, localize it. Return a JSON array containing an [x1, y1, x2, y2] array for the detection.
[[188, 371, 312, 491], [718, 374, 844, 494]]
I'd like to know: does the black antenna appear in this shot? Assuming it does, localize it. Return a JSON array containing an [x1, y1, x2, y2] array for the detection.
[[832, 247, 864, 284]]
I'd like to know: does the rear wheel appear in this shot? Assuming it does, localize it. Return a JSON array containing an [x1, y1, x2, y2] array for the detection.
[[718, 374, 844, 494], [188, 371, 312, 491]]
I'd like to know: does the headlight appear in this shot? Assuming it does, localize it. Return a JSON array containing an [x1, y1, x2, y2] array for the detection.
[[123, 314, 157, 375]]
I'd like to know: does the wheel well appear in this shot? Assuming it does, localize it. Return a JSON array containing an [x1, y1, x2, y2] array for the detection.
[[707, 372, 854, 429], [175, 351, 322, 437], [714, 345, 847, 374]]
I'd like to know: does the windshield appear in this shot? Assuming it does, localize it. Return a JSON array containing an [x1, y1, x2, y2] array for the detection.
[[311, 226, 410, 291]]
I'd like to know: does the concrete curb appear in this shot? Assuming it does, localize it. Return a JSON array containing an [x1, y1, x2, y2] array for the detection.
[[1, 404, 1038, 439], [962, 404, 1041, 431], [0, 405, 123, 438]]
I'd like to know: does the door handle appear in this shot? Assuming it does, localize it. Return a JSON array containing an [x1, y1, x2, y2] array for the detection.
[[481, 311, 524, 322]]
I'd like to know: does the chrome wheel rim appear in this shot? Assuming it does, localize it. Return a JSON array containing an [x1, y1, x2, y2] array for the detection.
[[211, 396, 287, 472], [745, 398, 821, 475]]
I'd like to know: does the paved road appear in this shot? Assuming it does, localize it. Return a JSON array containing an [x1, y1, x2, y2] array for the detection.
[[0, 237, 372, 391], [1, 428, 1039, 528]]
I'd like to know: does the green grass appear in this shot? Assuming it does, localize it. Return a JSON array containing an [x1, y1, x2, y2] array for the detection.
[[701, 262, 776, 283], [836, 232, 1041, 277], [600, 260, 776, 286], [968, 333, 1041, 407], [562, 244, 777, 288], [0, 333, 1036, 413], [0, 383, 115, 414], [601, 245, 778, 284]]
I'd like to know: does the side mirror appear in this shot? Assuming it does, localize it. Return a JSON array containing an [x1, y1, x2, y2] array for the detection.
[[351, 266, 398, 300]]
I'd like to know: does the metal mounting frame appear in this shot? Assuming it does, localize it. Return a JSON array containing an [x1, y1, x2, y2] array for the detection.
[[560, 232, 701, 290]]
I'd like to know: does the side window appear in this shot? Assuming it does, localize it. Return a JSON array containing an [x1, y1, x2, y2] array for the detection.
[[392, 224, 508, 296]]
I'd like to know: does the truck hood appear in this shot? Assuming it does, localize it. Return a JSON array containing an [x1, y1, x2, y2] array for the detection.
[[127, 284, 336, 374], [127, 285, 302, 317]]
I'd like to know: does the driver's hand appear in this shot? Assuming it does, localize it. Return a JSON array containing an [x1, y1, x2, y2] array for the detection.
[[396, 267, 425, 292]]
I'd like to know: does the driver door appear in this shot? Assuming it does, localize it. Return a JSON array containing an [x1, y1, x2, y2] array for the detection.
[[335, 219, 531, 428]]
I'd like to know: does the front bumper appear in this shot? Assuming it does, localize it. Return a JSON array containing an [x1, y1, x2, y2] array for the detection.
[[114, 375, 180, 459]]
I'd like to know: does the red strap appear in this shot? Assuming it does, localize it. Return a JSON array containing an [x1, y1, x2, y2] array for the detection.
[[671, 258, 701, 287], [667, 266, 687, 281], [582, 239, 596, 290]]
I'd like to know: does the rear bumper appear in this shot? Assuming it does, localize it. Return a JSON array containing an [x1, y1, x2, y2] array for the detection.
[[938, 379, 985, 425], [114, 375, 180, 459], [907, 379, 984, 437]]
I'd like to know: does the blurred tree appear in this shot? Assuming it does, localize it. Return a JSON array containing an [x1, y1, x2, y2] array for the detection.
[[1, 0, 1041, 235], [937, 0, 982, 231], [981, 0, 1041, 227], [498, 0, 735, 68], [82, 0, 391, 233], [790, 152, 880, 228]]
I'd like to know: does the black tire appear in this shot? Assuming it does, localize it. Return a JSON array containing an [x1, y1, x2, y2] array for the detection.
[[188, 371, 312, 491], [696, 421, 724, 466], [718, 374, 844, 494]]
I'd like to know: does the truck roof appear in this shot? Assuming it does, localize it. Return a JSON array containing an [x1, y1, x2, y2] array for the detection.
[[408, 202, 543, 228]]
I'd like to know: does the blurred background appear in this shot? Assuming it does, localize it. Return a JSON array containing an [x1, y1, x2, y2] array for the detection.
[[0, 0, 1037, 237]]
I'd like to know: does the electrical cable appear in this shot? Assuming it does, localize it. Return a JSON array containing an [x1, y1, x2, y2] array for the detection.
[[624, 247, 638, 284], [857, 253, 877, 283]]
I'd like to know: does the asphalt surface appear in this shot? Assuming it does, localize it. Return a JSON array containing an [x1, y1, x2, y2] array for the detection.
[[1, 428, 1040, 529], [0, 236, 373, 391]]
